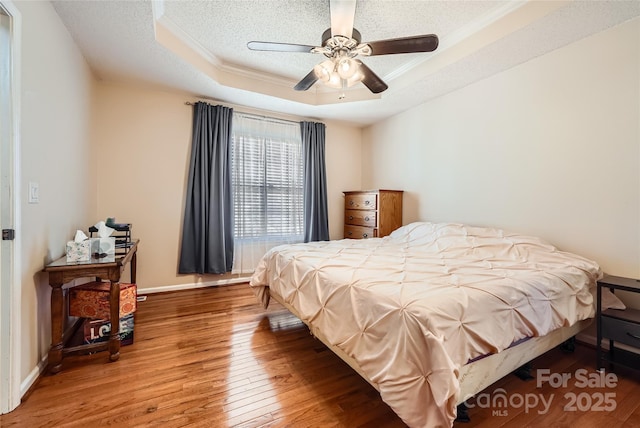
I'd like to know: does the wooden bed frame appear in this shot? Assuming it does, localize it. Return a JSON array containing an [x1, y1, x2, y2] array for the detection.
[[269, 288, 591, 406]]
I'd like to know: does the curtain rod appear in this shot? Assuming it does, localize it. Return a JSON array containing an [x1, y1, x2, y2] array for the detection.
[[184, 101, 317, 126], [235, 112, 300, 126]]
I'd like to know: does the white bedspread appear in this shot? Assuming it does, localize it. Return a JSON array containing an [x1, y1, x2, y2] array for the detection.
[[249, 222, 602, 427]]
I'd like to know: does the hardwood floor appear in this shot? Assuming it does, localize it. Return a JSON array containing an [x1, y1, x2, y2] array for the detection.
[[2, 283, 639, 427]]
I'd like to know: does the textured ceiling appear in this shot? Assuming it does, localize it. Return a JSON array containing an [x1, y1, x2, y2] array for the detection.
[[51, 0, 640, 126], [161, 0, 502, 80]]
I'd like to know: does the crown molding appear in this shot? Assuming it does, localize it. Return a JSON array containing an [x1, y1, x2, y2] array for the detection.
[[151, 0, 380, 105]]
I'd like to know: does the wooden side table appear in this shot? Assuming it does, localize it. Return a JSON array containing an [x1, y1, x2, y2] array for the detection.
[[42, 240, 139, 374], [596, 274, 640, 372]]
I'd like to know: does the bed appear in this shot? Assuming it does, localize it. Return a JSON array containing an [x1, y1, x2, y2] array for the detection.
[[249, 222, 602, 427]]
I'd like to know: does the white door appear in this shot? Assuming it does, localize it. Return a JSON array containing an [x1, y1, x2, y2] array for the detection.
[[0, 0, 21, 414]]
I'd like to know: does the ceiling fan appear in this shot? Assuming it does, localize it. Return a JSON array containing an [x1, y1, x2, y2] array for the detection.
[[247, 0, 439, 96]]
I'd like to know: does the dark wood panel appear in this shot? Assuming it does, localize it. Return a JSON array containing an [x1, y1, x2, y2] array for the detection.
[[2, 283, 639, 427]]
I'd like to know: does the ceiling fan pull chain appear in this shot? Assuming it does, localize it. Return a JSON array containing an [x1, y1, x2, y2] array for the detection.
[[339, 78, 347, 100]]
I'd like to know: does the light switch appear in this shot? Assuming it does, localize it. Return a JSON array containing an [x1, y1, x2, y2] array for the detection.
[[28, 182, 39, 204]]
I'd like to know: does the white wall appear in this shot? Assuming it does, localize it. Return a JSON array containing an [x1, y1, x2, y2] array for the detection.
[[325, 119, 362, 240], [14, 0, 96, 385], [93, 82, 362, 290], [362, 18, 640, 304]]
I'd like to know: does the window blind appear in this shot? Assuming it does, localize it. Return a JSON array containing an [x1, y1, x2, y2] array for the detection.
[[231, 113, 304, 272]]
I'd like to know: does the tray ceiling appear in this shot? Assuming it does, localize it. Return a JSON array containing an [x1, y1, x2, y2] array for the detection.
[[51, 0, 640, 126]]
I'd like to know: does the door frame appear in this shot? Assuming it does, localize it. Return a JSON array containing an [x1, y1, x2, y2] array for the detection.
[[0, 0, 21, 415]]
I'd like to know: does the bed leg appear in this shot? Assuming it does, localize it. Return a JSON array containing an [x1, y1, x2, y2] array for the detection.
[[513, 362, 534, 380], [560, 336, 576, 353], [455, 402, 470, 423]]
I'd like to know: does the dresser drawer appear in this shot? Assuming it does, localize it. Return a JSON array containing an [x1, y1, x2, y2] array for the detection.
[[601, 315, 640, 349], [345, 210, 376, 227], [344, 225, 376, 239], [345, 193, 377, 210]]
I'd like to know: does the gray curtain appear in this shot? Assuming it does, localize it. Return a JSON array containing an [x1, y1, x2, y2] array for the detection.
[[179, 102, 234, 274], [301, 121, 329, 242]]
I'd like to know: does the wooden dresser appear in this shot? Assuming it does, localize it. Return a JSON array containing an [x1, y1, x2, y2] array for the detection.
[[343, 190, 403, 239]]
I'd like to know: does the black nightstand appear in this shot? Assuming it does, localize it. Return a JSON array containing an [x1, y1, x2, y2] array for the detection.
[[596, 275, 640, 372]]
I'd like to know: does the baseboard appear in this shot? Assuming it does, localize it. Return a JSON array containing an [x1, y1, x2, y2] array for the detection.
[[20, 354, 47, 400], [138, 276, 250, 294]]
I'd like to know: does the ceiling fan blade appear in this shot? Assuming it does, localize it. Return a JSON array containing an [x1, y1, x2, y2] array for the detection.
[[247, 41, 316, 53], [366, 34, 439, 56], [330, 0, 356, 37], [294, 69, 319, 91], [356, 60, 388, 94]]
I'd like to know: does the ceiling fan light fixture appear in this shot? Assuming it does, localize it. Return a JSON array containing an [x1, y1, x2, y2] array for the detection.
[[345, 69, 364, 87], [313, 59, 335, 83], [325, 68, 343, 89], [336, 56, 358, 79], [312, 56, 363, 92]]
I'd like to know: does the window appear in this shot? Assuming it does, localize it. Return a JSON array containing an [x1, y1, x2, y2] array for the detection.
[[230, 113, 303, 273]]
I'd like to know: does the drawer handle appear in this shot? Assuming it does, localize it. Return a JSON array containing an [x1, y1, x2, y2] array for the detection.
[[365, 216, 370, 221], [627, 332, 640, 340], [349, 200, 354, 206], [347, 231, 352, 236], [349, 216, 354, 220], [364, 200, 370, 205], [363, 233, 369, 238]]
